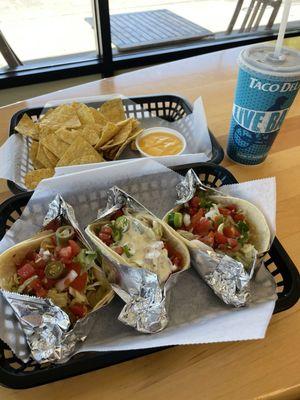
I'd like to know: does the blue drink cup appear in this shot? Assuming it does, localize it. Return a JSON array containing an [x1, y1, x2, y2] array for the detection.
[[227, 45, 300, 165]]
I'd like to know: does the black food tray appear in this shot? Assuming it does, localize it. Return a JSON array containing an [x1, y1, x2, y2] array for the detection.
[[7, 94, 224, 195], [0, 163, 298, 389]]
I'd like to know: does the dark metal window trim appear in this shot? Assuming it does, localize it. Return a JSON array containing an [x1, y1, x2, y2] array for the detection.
[[0, 0, 299, 90]]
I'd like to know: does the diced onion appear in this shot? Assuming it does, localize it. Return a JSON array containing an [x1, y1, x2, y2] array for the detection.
[[55, 270, 78, 292], [183, 213, 191, 227]]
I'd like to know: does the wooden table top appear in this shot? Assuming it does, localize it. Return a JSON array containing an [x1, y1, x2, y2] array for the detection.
[[0, 39, 299, 400]]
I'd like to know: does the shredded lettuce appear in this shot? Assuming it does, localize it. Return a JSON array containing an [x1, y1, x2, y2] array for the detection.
[[47, 289, 69, 308]]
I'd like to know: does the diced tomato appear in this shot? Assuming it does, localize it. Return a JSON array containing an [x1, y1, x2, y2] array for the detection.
[[232, 213, 245, 222], [25, 252, 36, 261], [43, 277, 56, 289], [171, 256, 182, 267], [218, 244, 229, 251], [213, 216, 223, 230], [223, 226, 240, 238], [214, 232, 228, 245], [70, 272, 88, 292], [36, 287, 48, 298], [65, 262, 81, 275], [98, 232, 113, 245], [219, 207, 231, 216], [44, 219, 61, 232], [227, 238, 240, 251], [189, 196, 200, 208], [192, 218, 211, 236], [188, 207, 198, 217], [17, 263, 35, 280], [27, 278, 42, 293], [68, 240, 81, 257], [101, 226, 113, 235], [226, 204, 237, 212], [199, 231, 215, 247], [191, 209, 205, 225], [34, 258, 46, 269], [110, 209, 124, 220], [114, 246, 124, 255], [69, 303, 88, 319], [59, 246, 73, 260], [35, 268, 45, 279]]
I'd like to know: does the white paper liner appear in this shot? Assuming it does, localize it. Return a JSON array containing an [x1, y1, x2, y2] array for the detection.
[[0, 159, 277, 362]]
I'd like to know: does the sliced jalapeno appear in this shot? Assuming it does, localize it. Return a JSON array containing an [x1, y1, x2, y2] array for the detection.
[[167, 212, 183, 229], [56, 225, 75, 246], [45, 261, 65, 279], [112, 229, 122, 242], [115, 216, 129, 232]]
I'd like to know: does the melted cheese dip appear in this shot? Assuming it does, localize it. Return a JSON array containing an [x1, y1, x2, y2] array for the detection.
[[138, 132, 184, 156]]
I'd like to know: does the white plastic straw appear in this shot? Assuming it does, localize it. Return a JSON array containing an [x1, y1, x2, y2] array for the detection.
[[274, 0, 292, 59]]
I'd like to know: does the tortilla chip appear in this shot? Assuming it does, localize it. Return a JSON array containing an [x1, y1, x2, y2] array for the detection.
[[102, 119, 132, 149], [94, 122, 120, 149], [36, 143, 54, 168], [29, 140, 39, 162], [57, 136, 102, 167], [69, 154, 104, 166], [43, 147, 59, 167], [72, 102, 95, 125], [38, 108, 54, 123], [15, 114, 39, 139], [114, 128, 143, 160], [55, 128, 80, 145], [103, 146, 119, 161], [130, 140, 138, 151], [99, 98, 125, 123], [38, 125, 55, 138], [89, 108, 108, 126], [131, 119, 140, 131], [39, 104, 81, 129], [24, 168, 54, 190], [41, 133, 69, 158], [81, 125, 101, 146]]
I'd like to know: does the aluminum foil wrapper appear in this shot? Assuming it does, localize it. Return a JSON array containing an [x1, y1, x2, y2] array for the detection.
[[0, 195, 107, 364], [176, 169, 264, 307], [91, 186, 185, 333]]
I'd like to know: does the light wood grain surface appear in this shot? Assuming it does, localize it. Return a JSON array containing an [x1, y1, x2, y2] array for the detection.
[[0, 40, 299, 399]]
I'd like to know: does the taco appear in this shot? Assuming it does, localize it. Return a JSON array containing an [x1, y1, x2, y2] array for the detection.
[[0, 226, 113, 321], [86, 207, 190, 284], [164, 189, 270, 270]]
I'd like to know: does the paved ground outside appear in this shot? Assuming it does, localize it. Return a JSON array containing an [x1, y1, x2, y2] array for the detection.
[[1, 0, 300, 69]]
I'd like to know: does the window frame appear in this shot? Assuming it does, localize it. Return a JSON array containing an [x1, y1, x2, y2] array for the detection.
[[0, 0, 299, 89]]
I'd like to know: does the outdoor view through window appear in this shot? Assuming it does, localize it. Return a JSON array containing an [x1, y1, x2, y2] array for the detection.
[[0, 0, 300, 72]]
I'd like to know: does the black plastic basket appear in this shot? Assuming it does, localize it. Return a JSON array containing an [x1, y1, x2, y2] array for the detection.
[[0, 163, 298, 389], [7, 94, 224, 195]]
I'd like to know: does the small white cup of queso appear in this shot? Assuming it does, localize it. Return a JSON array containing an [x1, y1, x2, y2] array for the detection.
[[135, 127, 186, 158]]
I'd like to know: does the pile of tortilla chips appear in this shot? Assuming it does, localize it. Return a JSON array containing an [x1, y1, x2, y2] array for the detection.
[[15, 99, 143, 190]]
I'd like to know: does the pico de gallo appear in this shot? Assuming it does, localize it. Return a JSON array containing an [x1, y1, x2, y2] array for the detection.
[[96, 208, 184, 283], [166, 191, 255, 269], [8, 225, 108, 321]]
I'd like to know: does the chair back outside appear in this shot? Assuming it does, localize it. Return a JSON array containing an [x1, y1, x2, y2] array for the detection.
[[226, 0, 282, 34]]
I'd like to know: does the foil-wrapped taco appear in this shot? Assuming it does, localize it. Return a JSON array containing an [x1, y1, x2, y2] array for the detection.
[[0, 211, 113, 323], [163, 170, 271, 306], [85, 186, 190, 333]]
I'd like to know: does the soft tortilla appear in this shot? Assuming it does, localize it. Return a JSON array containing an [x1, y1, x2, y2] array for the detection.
[[163, 195, 270, 254], [0, 232, 114, 311], [85, 212, 190, 284]]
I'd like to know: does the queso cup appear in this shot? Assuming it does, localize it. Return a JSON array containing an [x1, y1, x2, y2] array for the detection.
[[135, 127, 186, 158]]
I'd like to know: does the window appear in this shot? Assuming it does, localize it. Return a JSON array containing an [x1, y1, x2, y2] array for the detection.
[[1, 0, 299, 88]]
